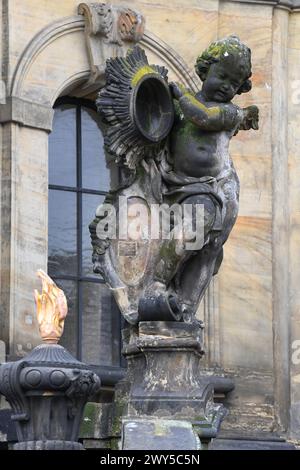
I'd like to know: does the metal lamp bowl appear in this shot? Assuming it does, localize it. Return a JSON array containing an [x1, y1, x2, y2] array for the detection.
[[131, 73, 174, 143]]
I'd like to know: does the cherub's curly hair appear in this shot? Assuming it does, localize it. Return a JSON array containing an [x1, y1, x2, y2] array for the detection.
[[195, 35, 252, 95]]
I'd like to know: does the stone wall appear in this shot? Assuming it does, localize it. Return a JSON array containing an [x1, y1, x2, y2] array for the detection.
[[288, 6, 300, 439], [0, 0, 299, 442]]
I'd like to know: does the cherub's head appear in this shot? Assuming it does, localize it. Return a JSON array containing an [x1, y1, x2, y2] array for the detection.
[[195, 35, 252, 103]]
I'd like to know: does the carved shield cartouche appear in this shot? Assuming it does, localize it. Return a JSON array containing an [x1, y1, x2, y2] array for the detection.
[[112, 197, 151, 287]]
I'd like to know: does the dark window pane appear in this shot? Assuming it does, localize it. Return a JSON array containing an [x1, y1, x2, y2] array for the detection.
[[49, 105, 76, 187], [55, 280, 78, 357], [48, 189, 77, 277], [82, 282, 120, 366], [81, 107, 110, 191], [82, 193, 105, 278], [48, 100, 122, 367]]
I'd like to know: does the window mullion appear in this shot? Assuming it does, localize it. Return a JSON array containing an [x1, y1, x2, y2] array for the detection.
[[77, 104, 83, 361]]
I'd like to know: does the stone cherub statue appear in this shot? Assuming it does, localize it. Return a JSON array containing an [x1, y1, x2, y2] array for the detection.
[[89, 35, 259, 325]]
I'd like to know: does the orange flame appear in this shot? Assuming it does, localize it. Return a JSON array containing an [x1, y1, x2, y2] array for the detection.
[[34, 270, 68, 344]]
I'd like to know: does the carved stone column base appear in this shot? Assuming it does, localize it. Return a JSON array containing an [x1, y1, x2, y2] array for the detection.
[[118, 321, 226, 450]]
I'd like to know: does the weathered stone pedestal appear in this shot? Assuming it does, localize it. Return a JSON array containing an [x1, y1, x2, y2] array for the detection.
[[118, 321, 226, 450], [0, 344, 100, 450]]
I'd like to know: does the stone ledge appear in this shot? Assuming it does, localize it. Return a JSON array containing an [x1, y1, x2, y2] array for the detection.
[[224, 0, 300, 11], [210, 438, 296, 450], [0, 97, 53, 131]]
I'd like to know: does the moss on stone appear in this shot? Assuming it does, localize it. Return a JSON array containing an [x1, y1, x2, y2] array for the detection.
[[110, 437, 120, 450], [183, 93, 220, 118], [131, 65, 156, 87], [80, 402, 99, 437], [159, 238, 177, 259], [154, 421, 168, 436], [110, 392, 128, 437], [195, 36, 252, 82]]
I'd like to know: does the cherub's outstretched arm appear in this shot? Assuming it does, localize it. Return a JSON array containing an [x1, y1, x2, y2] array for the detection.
[[180, 93, 242, 131], [170, 83, 243, 131], [170, 83, 242, 132]]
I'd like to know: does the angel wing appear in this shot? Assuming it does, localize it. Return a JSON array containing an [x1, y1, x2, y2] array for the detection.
[[97, 45, 174, 170]]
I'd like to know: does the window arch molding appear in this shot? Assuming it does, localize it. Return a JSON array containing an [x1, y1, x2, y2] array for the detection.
[[11, 15, 199, 112]]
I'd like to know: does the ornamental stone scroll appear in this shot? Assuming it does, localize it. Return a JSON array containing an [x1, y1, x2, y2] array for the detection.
[[78, 2, 145, 88]]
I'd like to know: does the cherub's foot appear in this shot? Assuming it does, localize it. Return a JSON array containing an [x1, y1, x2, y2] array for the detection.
[[138, 281, 182, 322]]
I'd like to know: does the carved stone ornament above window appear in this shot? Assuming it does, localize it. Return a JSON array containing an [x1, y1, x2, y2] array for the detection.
[[78, 3, 145, 89]]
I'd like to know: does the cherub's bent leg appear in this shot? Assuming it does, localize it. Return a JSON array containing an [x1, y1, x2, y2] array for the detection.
[[176, 196, 238, 320], [154, 194, 217, 285], [138, 195, 218, 321], [176, 243, 222, 320]]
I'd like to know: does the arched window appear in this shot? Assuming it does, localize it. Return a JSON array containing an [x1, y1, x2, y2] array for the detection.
[[48, 97, 122, 374]]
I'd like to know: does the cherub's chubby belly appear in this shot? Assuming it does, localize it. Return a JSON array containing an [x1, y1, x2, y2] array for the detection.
[[170, 122, 229, 178], [170, 121, 240, 242]]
